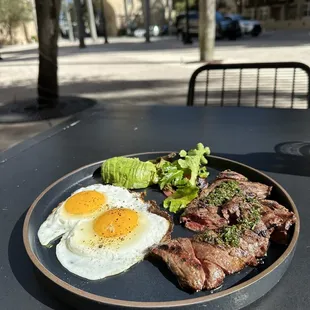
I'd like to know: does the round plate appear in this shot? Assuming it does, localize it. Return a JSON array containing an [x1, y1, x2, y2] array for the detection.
[[23, 153, 300, 310]]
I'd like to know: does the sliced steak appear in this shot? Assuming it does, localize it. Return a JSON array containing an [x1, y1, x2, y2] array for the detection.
[[181, 204, 228, 232], [200, 260, 225, 290], [192, 241, 246, 274], [180, 176, 271, 233], [260, 200, 296, 244], [238, 181, 272, 199], [221, 196, 244, 223], [226, 229, 269, 267], [238, 229, 270, 258], [151, 238, 205, 291], [217, 170, 248, 181], [201, 178, 271, 201]]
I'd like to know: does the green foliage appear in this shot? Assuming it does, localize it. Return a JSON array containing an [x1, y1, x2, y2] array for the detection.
[[0, 0, 32, 42], [174, 0, 198, 13], [0, 0, 32, 25]]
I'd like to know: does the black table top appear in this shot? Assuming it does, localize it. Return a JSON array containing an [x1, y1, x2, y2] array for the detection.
[[1, 105, 310, 310]]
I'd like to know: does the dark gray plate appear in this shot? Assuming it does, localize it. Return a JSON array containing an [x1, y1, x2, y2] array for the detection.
[[23, 153, 300, 310]]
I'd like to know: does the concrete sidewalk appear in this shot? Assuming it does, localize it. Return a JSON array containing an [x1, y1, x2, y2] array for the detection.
[[1, 32, 310, 151]]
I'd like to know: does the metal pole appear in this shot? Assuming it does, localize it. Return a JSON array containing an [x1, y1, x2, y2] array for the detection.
[[65, 0, 74, 41], [183, 0, 192, 44], [144, 0, 150, 43], [100, 0, 109, 43], [86, 0, 98, 41], [74, 0, 86, 48], [206, 0, 216, 61]]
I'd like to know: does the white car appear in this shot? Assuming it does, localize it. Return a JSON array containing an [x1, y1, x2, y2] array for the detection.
[[133, 26, 160, 38], [225, 14, 262, 37]]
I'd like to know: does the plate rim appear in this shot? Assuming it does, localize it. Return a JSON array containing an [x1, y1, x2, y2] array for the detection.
[[23, 152, 300, 308]]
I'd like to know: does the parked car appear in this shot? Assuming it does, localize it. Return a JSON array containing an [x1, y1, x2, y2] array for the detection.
[[133, 25, 161, 38], [175, 11, 242, 40], [225, 14, 262, 37]]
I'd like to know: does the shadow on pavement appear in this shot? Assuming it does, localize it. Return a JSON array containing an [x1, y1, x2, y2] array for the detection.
[[215, 141, 310, 177], [0, 96, 96, 123]]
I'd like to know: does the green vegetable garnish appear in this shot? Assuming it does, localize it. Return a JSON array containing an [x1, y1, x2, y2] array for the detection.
[[101, 157, 158, 189], [163, 185, 199, 213], [204, 180, 240, 206], [157, 160, 186, 190], [101, 143, 211, 213], [157, 143, 210, 213], [178, 143, 210, 186]]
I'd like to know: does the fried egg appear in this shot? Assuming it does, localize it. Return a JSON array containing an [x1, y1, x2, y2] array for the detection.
[[38, 184, 145, 246], [56, 204, 170, 280]]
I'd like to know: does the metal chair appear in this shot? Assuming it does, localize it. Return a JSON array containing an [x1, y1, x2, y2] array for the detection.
[[187, 62, 310, 108]]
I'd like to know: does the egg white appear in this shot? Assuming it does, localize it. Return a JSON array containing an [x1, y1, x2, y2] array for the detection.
[[37, 184, 146, 246], [56, 209, 170, 280]]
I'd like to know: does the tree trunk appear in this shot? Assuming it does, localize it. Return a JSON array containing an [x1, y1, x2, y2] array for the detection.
[[100, 0, 109, 43], [74, 0, 86, 48], [22, 22, 31, 43], [144, 0, 150, 43], [200, 0, 216, 62], [199, 0, 207, 61], [8, 23, 13, 44], [35, 0, 61, 103], [206, 0, 216, 61]]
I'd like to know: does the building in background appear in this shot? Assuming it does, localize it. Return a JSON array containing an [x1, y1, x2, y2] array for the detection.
[[104, 0, 171, 36], [242, 0, 310, 29]]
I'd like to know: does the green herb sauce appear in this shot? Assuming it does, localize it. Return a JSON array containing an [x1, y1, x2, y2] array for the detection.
[[201, 196, 262, 247], [205, 180, 241, 206]]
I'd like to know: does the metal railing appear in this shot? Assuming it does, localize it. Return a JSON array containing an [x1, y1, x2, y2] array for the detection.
[[187, 62, 310, 109]]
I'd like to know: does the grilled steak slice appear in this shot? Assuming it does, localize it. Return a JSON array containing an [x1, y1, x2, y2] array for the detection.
[[193, 224, 270, 267], [152, 238, 205, 291], [238, 181, 272, 199], [217, 170, 248, 181], [199, 178, 238, 200], [181, 204, 228, 232], [181, 175, 271, 233], [221, 196, 244, 223], [192, 241, 246, 274], [260, 200, 296, 244], [199, 259, 225, 290], [217, 170, 272, 199], [180, 179, 240, 232], [238, 229, 270, 259], [221, 196, 269, 235], [225, 230, 269, 267]]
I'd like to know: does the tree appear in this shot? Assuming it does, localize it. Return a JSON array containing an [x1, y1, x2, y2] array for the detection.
[[199, 0, 216, 62], [35, 0, 61, 103], [0, 0, 32, 44], [74, 0, 86, 48], [174, 0, 197, 13]]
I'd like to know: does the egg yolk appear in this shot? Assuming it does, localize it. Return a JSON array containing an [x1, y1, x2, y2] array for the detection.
[[65, 191, 106, 215], [93, 208, 138, 238]]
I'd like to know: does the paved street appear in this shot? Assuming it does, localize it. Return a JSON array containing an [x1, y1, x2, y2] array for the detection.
[[1, 30, 310, 151]]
